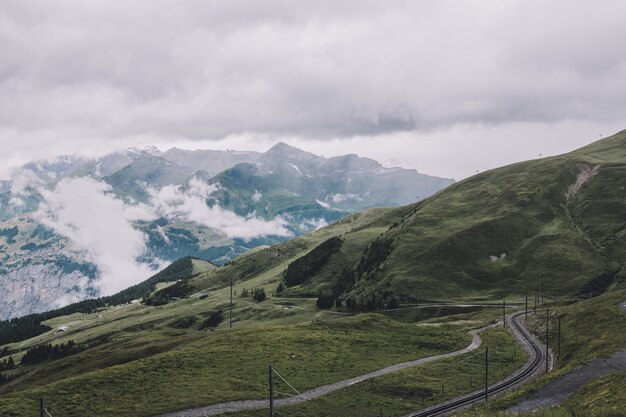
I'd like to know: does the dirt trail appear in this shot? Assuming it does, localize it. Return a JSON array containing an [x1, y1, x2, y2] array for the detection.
[[508, 348, 626, 412], [155, 325, 493, 417], [566, 164, 599, 202]]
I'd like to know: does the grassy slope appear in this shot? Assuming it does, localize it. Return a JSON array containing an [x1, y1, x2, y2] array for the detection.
[[226, 328, 526, 417], [0, 312, 468, 417]]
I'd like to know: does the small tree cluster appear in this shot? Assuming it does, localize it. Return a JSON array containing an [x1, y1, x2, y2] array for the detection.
[[253, 287, 266, 302], [240, 287, 267, 302], [20, 340, 83, 365], [316, 289, 335, 309], [168, 316, 198, 329], [200, 310, 224, 330], [342, 291, 400, 312], [0, 356, 16, 371], [0, 370, 23, 385]]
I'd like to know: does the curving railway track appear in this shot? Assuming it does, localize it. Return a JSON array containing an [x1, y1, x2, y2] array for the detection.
[[406, 311, 546, 417]]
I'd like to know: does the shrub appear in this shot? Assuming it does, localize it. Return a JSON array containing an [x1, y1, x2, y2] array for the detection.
[[253, 287, 266, 302], [200, 310, 224, 330], [316, 289, 335, 309], [168, 316, 198, 329]]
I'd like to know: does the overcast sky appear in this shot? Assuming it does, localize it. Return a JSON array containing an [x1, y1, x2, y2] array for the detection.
[[1, 0, 625, 180]]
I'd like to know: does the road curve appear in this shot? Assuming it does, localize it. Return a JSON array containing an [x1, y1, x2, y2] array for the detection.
[[404, 311, 548, 417], [155, 324, 494, 417]]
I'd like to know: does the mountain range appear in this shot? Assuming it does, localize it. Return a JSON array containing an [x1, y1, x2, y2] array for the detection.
[[0, 143, 453, 319]]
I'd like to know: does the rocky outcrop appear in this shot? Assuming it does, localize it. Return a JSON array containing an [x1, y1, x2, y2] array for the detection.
[[0, 263, 96, 320]]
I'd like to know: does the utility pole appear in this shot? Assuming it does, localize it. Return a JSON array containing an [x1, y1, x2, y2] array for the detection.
[[269, 364, 274, 417], [485, 346, 489, 402], [545, 308, 550, 374], [554, 291, 557, 313], [558, 315, 561, 357], [40, 397, 45, 417], [502, 300, 506, 329], [525, 295, 528, 319], [415, 293, 419, 323], [230, 276, 233, 330]]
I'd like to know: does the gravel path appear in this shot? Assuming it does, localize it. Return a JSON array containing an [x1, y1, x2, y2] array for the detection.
[[508, 300, 626, 412], [508, 348, 626, 412], [155, 326, 491, 417]]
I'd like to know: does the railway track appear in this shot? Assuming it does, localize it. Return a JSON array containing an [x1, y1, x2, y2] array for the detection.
[[406, 311, 545, 417]]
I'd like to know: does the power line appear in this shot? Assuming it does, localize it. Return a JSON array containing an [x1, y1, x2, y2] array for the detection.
[[272, 367, 306, 400]]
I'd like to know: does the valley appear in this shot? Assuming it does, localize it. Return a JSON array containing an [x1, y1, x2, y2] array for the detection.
[[1, 131, 626, 416]]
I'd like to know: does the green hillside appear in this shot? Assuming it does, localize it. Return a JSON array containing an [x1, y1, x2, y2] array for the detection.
[[245, 130, 626, 305]]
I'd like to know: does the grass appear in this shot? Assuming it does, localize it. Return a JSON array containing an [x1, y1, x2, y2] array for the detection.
[[224, 328, 527, 417], [524, 289, 626, 368], [0, 312, 469, 417], [461, 371, 626, 417]]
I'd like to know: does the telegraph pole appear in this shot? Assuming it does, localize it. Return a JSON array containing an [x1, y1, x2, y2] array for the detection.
[[525, 295, 528, 319], [554, 291, 558, 313], [269, 364, 274, 417], [502, 300, 506, 328], [485, 346, 489, 402], [40, 397, 45, 417], [415, 293, 419, 323], [545, 308, 550, 374], [558, 315, 561, 357], [230, 276, 233, 330]]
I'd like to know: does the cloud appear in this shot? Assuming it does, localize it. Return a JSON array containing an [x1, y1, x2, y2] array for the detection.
[[36, 177, 159, 295], [1, 1, 625, 143], [0, 2, 625, 180], [10, 168, 41, 197], [150, 176, 293, 240]]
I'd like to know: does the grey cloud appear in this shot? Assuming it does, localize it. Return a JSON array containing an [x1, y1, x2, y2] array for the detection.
[[0, 1, 625, 145]]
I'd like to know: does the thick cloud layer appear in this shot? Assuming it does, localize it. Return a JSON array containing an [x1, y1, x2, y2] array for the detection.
[[30, 175, 292, 294], [1, 1, 625, 178], [149, 176, 293, 240], [36, 177, 158, 295]]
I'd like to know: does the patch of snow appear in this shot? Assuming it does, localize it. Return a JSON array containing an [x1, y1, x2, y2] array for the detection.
[[316, 199, 330, 209], [156, 225, 171, 244], [289, 163, 303, 175], [95, 162, 103, 178], [252, 190, 262, 203]]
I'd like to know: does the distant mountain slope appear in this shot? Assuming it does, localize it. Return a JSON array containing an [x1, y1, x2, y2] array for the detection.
[[208, 142, 454, 215], [0, 143, 452, 319], [186, 130, 626, 305], [161, 148, 261, 176]]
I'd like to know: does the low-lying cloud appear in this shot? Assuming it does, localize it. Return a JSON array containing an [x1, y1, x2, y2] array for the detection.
[[150, 177, 293, 240], [29, 174, 293, 294], [36, 177, 159, 295]]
